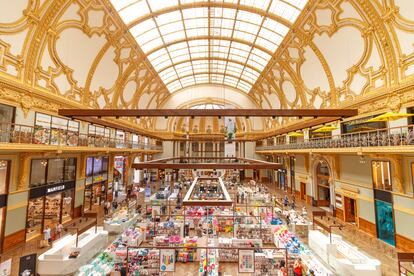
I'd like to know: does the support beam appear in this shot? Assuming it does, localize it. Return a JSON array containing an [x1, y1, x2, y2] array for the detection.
[[58, 108, 358, 118]]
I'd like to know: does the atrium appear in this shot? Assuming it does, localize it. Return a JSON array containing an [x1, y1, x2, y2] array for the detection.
[[0, 0, 413, 275]]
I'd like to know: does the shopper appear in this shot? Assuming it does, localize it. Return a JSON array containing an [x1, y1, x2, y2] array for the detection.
[[55, 223, 63, 239], [286, 213, 291, 227], [308, 269, 315, 276], [104, 201, 109, 216], [283, 195, 289, 207], [278, 260, 287, 276], [293, 257, 304, 276], [43, 225, 51, 244], [112, 200, 118, 211]]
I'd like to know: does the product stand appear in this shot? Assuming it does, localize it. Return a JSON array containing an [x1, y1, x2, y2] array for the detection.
[[37, 226, 108, 275], [126, 245, 288, 276], [77, 223, 145, 275], [397, 253, 414, 276]]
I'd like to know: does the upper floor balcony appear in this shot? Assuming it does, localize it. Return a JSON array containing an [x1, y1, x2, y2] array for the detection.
[[0, 122, 163, 152], [256, 124, 414, 152]]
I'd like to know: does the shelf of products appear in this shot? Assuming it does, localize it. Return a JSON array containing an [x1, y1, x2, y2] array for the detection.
[[104, 209, 138, 233], [217, 238, 263, 263], [128, 248, 160, 276], [199, 249, 219, 276], [78, 225, 145, 275], [235, 224, 273, 243], [254, 249, 286, 276], [155, 221, 184, 237], [177, 237, 199, 263]]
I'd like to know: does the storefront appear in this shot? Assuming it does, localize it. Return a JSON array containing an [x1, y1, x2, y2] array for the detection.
[[0, 160, 10, 252], [34, 112, 79, 146], [113, 156, 127, 194], [0, 103, 15, 142], [26, 181, 76, 241], [315, 160, 331, 207], [84, 156, 109, 211], [26, 157, 77, 241]]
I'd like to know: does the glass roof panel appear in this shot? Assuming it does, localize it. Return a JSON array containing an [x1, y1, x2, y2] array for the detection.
[[110, 0, 308, 93]]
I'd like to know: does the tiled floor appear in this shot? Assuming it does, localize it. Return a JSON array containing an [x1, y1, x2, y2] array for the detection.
[[1, 181, 404, 275]]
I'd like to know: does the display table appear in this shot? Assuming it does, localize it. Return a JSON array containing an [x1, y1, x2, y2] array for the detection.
[[38, 227, 108, 275], [308, 230, 381, 276], [78, 226, 145, 275], [103, 210, 138, 233]]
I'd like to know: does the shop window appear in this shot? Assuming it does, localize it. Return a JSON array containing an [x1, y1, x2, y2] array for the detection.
[[30, 160, 47, 187], [372, 161, 392, 191], [316, 160, 331, 207], [0, 160, 9, 194], [341, 116, 387, 134], [26, 197, 44, 240], [64, 158, 76, 181], [0, 103, 15, 142], [34, 113, 79, 145], [102, 156, 109, 173], [411, 162, 414, 195], [62, 189, 74, 224], [47, 159, 64, 184]]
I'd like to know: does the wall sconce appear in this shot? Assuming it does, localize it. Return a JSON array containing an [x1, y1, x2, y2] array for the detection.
[[41, 159, 48, 166]]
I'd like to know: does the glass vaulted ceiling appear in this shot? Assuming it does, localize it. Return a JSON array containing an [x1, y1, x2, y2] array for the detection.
[[110, 0, 308, 93]]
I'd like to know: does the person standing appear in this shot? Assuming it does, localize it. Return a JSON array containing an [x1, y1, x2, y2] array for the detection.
[[43, 225, 51, 244], [104, 201, 109, 216], [56, 223, 63, 239], [283, 195, 289, 208], [293, 257, 303, 276], [278, 260, 287, 276]]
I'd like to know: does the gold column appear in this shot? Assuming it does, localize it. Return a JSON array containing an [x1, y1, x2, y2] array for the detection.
[[17, 153, 31, 191]]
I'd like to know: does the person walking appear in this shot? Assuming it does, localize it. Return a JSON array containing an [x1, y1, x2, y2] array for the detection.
[[104, 201, 109, 216], [283, 195, 289, 208]]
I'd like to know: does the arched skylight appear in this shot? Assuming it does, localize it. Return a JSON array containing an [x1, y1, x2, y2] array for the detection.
[[190, 103, 225, 109], [110, 0, 308, 93]]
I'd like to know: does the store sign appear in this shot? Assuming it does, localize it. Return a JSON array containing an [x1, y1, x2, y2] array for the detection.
[[160, 249, 175, 272], [30, 181, 75, 199], [46, 185, 65, 194], [238, 250, 255, 273], [19, 254, 37, 276], [0, 258, 11, 276]]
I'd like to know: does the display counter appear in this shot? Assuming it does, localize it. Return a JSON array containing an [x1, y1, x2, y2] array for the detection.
[[78, 225, 145, 275], [308, 230, 381, 276], [38, 227, 108, 275], [103, 209, 138, 233]]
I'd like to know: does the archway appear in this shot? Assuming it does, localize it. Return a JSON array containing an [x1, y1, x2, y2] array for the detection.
[[314, 159, 332, 207]]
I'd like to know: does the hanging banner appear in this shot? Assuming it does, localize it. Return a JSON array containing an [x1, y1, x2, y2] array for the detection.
[[0, 258, 12, 276], [238, 249, 255, 273], [160, 249, 175, 272]]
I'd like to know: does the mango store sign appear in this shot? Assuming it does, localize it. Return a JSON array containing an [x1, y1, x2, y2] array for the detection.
[[46, 185, 65, 194]]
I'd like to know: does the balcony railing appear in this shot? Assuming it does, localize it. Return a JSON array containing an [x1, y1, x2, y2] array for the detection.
[[0, 122, 163, 151], [256, 124, 414, 151]]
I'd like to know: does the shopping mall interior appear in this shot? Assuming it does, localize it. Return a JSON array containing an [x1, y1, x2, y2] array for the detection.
[[0, 0, 414, 275]]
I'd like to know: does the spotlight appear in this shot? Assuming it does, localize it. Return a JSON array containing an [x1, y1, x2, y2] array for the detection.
[[97, 116, 101, 119], [164, 116, 168, 119], [136, 116, 140, 119], [116, 116, 119, 119], [298, 116, 302, 119]]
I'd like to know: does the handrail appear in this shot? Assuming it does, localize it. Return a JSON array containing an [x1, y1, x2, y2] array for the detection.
[[256, 124, 414, 150], [0, 121, 163, 150]]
